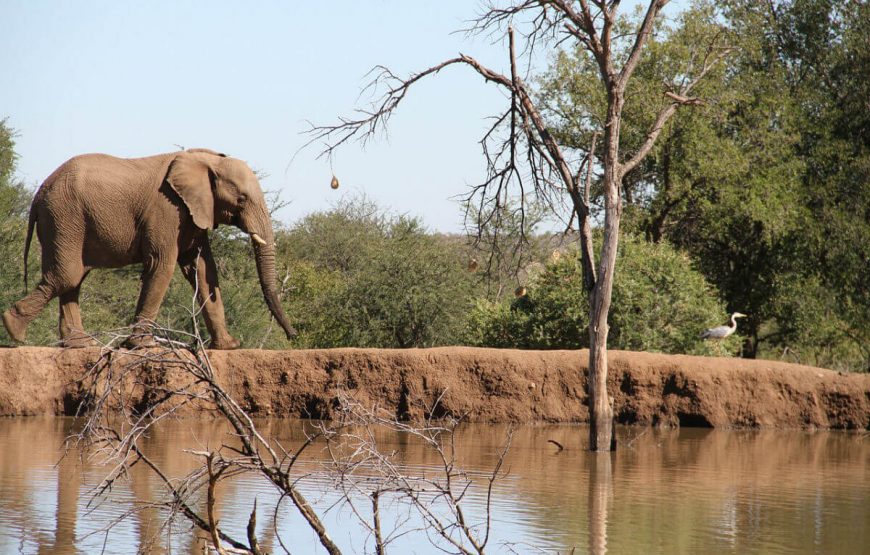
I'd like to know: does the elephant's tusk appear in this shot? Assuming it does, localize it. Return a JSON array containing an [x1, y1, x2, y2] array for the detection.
[[250, 233, 268, 246]]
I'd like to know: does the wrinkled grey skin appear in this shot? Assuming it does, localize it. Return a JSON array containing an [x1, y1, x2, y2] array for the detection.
[[2, 148, 296, 349]]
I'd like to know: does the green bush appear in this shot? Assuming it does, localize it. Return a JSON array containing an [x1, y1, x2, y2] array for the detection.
[[0, 121, 56, 345], [465, 235, 739, 355], [281, 197, 478, 348]]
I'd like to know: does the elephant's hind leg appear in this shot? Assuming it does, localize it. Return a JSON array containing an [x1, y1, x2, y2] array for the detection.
[[126, 254, 176, 348], [3, 280, 57, 343], [2, 307, 29, 343], [58, 285, 96, 348]]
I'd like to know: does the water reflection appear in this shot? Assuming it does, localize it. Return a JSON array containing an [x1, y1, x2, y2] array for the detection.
[[587, 452, 612, 555], [0, 418, 867, 554], [41, 446, 79, 555]]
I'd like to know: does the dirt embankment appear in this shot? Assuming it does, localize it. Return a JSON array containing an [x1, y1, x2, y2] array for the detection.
[[0, 346, 867, 429]]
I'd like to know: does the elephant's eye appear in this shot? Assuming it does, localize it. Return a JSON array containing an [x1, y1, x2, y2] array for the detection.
[[237, 193, 248, 206]]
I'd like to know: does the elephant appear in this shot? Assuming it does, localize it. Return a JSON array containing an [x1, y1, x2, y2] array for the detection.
[[1, 148, 297, 349]]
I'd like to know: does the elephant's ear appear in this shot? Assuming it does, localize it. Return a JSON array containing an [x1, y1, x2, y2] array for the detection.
[[166, 154, 215, 230], [185, 148, 227, 157]]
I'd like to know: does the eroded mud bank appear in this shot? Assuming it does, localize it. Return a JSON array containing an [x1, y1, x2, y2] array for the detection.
[[0, 346, 867, 429]]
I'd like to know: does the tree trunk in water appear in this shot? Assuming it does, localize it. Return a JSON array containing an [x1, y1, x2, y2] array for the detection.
[[588, 224, 618, 451], [587, 92, 624, 452]]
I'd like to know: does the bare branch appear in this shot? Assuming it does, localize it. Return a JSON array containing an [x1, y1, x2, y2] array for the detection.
[[306, 57, 466, 159], [69, 317, 342, 555], [622, 45, 734, 176], [620, 102, 679, 177], [664, 91, 703, 105], [206, 453, 229, 555], [372, 491, 385, 555], [618, 0, 670, 88], [68, 312, 518, 554], [247, 499, 263, 555]]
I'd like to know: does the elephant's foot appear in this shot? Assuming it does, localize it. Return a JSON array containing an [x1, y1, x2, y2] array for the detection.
[[2, 307, 28, 344], [208, 335, 241, 350], [124, 322, 159, 350], [60, 332, 98, 349]]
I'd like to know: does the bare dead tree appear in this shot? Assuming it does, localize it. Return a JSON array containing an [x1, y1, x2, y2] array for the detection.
[[69, 320, 343, 554], [305, 0, 732, 451], [68, 323, 514, 553]]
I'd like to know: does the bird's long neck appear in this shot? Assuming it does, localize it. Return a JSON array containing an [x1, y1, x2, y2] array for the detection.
[[730, 314, 738, 330]]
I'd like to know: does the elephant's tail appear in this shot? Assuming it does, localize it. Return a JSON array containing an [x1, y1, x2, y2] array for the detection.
[[22, 204, 36, 294]]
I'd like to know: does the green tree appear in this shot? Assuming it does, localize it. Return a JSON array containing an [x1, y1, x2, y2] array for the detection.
[[539, 1, 801, 355], [538, 0, 870, 371], [663, 0, 870, 369], [777, 0, 870, 370], [282, 197, 477, 348]]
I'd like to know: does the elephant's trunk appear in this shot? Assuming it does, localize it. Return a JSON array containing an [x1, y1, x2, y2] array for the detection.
[[252, 239, 297, 340]]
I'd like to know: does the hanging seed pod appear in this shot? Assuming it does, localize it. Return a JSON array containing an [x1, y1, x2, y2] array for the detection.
[[467, 258, 479, 272], [330, 175, 340, 189], [515, 286, 527, 298]]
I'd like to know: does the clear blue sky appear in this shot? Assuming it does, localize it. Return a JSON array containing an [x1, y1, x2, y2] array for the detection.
[[2, 1, 684, 232]]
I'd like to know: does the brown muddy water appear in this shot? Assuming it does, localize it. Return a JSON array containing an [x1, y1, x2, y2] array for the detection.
[[0, 417, 867, 554]]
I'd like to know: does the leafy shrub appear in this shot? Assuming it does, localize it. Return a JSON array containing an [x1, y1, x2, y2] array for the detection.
[[465, 235, 738, 355]]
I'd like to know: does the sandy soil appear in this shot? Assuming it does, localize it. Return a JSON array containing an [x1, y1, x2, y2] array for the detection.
[[0, 346, 867, 429]]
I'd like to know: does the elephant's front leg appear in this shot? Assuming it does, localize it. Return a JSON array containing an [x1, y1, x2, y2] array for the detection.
[[178, 244, 240, 350], [58, 284, 97, 348], [127, 253, 177, 347]]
